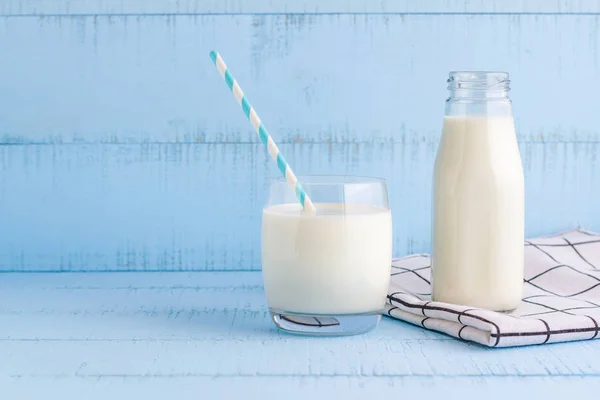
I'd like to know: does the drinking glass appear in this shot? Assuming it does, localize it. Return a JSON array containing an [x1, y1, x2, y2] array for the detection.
[[262, 175, 392, 335]]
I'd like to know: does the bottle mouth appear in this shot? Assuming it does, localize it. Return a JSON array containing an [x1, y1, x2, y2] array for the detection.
[[447, 71, 510, 91]]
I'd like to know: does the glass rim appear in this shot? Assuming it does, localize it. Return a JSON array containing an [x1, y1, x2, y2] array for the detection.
[[448, 71, 509, 78], [447, 71, 510, 93], [268, 174, 387, 186]]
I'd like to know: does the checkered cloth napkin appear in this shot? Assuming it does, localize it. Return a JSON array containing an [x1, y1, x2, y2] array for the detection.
[[386, 229, 600, 347]]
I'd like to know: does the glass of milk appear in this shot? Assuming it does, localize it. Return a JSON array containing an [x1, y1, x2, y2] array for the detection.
[[432, 72, 524, 311], [262, 175, 392, 335]]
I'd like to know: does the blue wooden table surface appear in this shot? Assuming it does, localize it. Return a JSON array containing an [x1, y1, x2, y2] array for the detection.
[[3, 271, 600, 399], [1, 0, 600, 397]]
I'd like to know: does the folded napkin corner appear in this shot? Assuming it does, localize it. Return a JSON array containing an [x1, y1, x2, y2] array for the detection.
[[386, 229, 600, 347]]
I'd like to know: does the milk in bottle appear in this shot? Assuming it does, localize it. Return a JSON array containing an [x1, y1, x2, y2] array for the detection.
[[432, 72, 524, 311]]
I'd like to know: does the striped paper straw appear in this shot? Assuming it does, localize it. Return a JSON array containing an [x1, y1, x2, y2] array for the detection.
[[209, 51, 316, 213]]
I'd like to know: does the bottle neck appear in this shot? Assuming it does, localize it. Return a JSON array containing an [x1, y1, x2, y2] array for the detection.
[[446, 72, 512, 117]]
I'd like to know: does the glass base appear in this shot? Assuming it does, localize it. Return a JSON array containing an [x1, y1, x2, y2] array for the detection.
[[269, 308, 381, 336]]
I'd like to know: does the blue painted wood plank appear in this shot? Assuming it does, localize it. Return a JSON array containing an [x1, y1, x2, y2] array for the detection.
[[0, 13, 599, 144], [2, 0, 600, 16], [0, 142, 597, 271], [2, 272, 600, 399], [4, 376, 600, 400], [5, 337, 600, 377]]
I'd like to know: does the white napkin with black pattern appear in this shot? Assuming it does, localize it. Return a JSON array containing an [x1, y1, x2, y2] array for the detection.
[[386, 229, 600, 347]]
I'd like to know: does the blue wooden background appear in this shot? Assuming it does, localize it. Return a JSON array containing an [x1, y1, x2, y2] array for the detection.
[[0, 0, 599, 272]]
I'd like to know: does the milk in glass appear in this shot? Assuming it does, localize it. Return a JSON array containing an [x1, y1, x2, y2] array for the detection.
[[262, 176, 392, 335], [262, 203, 392, 314]]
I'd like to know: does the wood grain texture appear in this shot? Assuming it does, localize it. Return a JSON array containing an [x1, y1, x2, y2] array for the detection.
[[3, 377, 600, 400], [2, 272, 600, 399], [0, 142, 598, 271], [1, 0, 599, 271], [2, 0, 600, 16], [1, 11, 600, 144]]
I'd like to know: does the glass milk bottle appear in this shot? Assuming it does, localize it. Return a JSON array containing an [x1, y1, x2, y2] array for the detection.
[[431, 72, 524, 311]]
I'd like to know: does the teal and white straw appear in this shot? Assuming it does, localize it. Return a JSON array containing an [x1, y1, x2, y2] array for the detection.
[[209, 50, 316, 213]]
